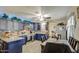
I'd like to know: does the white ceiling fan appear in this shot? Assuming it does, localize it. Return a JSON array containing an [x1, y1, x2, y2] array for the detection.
[[30, 13, 51, 22]]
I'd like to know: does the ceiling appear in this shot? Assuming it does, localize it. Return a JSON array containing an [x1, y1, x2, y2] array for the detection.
[[0, 6, 76, 22]]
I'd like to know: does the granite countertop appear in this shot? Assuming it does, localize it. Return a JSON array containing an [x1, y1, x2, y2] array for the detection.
[[1, 36, 25, 43]]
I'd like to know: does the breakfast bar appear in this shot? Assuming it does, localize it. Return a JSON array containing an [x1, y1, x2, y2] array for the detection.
[[0, 36, 26, 53]]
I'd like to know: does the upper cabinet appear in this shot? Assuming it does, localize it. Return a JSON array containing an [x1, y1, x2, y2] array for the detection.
[[13, 20, 19, 31], [0, 19, 7, 31], [7, 20, 13, 31]]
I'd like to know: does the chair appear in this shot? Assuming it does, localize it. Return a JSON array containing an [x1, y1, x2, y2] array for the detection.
[[68, 37, 72, 45], [0, 39, 8, 53], [69, 37, 78, 51], [74, 41, 79, 52]]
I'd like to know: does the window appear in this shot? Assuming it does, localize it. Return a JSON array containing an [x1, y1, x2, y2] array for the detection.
[[41, 22, 46, 31], [67, 15, 76, 40]]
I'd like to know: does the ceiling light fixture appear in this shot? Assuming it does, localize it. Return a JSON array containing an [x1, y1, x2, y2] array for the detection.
[[40, 15, 44, 21], [35, 13, 50, 21]]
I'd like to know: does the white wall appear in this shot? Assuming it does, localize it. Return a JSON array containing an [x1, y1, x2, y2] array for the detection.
[[48, 18, 67, 39], [74, 19, 79, 40]]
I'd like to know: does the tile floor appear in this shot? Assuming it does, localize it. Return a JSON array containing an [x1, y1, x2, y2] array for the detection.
[[22, 40, 42, 53]]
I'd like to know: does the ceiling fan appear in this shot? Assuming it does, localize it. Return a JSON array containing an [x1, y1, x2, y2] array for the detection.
[[30, 13, 51, 21]]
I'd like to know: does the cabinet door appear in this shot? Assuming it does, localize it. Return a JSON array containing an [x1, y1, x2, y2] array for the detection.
[[18, 22, 24, 30], [7, 20, 13, 31], [13, 21, 19, 31], [0, 20, 1, 30], [8, 42, 22, 53], [0, 20, 6, 31]]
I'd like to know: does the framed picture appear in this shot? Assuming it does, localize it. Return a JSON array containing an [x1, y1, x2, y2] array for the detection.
[[77, 7, 79, 19]]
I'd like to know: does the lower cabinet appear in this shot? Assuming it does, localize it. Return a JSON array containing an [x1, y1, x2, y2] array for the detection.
[[7, 39, 26, 53], [34, 34, 48, 41], [0, 38, 26, 53]]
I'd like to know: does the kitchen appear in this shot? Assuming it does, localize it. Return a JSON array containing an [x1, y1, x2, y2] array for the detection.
[[0, 6, 79, 53]]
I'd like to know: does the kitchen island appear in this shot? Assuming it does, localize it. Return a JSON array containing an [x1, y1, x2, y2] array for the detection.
[[0, 36, 26, 53]]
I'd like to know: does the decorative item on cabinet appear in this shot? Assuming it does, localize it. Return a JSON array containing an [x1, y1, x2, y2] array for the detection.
[[11, 17, 18, 21], [2, 13, 8, 19]]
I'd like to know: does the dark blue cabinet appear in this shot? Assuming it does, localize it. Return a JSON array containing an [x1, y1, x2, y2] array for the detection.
[[6, 37, 26, 53], [8, 42, 22, 53], [34, 34, 48, 41]]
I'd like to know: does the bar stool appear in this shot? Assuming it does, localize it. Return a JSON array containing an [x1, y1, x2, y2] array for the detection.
[[69, 37, 73, 45], [75, 41, 79, 52], [0, 39, 8, 53]]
